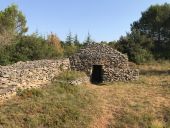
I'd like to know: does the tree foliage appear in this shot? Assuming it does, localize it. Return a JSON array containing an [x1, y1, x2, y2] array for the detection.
[[47, 33, 64, 56], [83, 32, 93, 45], [116, 32, 153, 64], [63, 32, 82, 57], [131, 3, 170, 59], [74, 34, 80, 46], [65, 31, 74, 46], [0, 4, 27, 46], [10, 34, 59, 62], [1, 3, 170, 65], [116, 3, 170, 63]]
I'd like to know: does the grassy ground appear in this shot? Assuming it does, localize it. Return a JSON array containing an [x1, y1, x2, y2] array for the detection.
[[0, 71, 101, 128], [93, 61, 170, 128], [0, 62, 170, 128]]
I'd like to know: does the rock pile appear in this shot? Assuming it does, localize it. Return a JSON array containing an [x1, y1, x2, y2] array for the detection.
[[0, 59, 70, 101], [69, 44, 139, 82]]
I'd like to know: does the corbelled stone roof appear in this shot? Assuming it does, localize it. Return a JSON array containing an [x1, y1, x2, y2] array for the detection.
[[69, 44, 139, 82]]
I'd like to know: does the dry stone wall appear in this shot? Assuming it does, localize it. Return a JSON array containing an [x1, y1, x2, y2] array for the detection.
[[0, 59, 70, 101], [69, 44, 139, 82]]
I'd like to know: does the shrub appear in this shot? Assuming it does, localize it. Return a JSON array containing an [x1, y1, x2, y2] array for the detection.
[[0, 47, 11, 65], [11, 34, 59, 62], [132, 48, 153, 64], [63, 45, 78, 57]]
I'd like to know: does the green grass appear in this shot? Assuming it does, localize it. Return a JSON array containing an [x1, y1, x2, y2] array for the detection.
[[0, 71, 100, 128]]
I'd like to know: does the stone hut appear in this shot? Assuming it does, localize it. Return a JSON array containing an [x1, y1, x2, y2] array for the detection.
[[69, 44, 139, 83]]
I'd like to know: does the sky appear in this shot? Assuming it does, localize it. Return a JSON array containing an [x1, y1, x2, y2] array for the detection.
[[0, 0, 169, 42]]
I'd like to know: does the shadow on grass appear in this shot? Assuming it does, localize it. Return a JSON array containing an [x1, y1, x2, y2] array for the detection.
[[140, 69, 170, 76]]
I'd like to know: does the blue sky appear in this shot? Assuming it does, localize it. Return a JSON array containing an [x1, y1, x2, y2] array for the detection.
[[0, 0, 169, 42]]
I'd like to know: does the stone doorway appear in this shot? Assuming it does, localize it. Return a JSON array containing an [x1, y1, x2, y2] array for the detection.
[[91, 65, 103, 84]]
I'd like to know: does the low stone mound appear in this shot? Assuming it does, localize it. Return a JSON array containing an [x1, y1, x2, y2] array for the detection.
[[0, 59, 70, 101], [69, 44, 139, 82]]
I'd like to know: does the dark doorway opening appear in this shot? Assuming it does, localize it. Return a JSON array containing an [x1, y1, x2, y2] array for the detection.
[[91, 65, 103, 84]]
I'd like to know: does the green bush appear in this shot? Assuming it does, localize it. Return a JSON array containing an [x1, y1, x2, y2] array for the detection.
[[11, 35, 58, 62], [0, 46, 13, 65], [116, 32, 154, 64], [0, 34, 64, 65], [63, 45, 78, 57], [0, 49, 10, 65], [132, 48, 153, 64]]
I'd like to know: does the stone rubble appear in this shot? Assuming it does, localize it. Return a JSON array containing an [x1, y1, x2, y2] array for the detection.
[[0, 44, 140, 102], [0, 59, 70, 102]]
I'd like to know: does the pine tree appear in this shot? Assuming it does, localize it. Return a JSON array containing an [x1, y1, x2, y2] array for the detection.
[[74, 34, 80, 46], [84, 32, 93, 45], [65, 31, 73, 45]]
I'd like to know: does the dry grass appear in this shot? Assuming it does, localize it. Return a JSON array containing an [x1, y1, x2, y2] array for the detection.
[[0, 62, 170, 128], [0, 71, 101, 128], [94, 61, 170, 128]]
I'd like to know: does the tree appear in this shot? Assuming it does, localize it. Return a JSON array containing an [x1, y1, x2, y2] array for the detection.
[[100, 41, 108, 44], [131, 3, 170, 59], [131, 3, 170, 42], [0, 4, 28, 46], [10, 34, 59, 62], [116, 30, 153, 64], [0, 4, 28, 65], [84, 32, 93, 45], [127, 29, 153, 51], [47, 33, 64, 56], [65, 31, 74, 45], [108, 41, 117, 49], [74, 34, 80, 46]]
